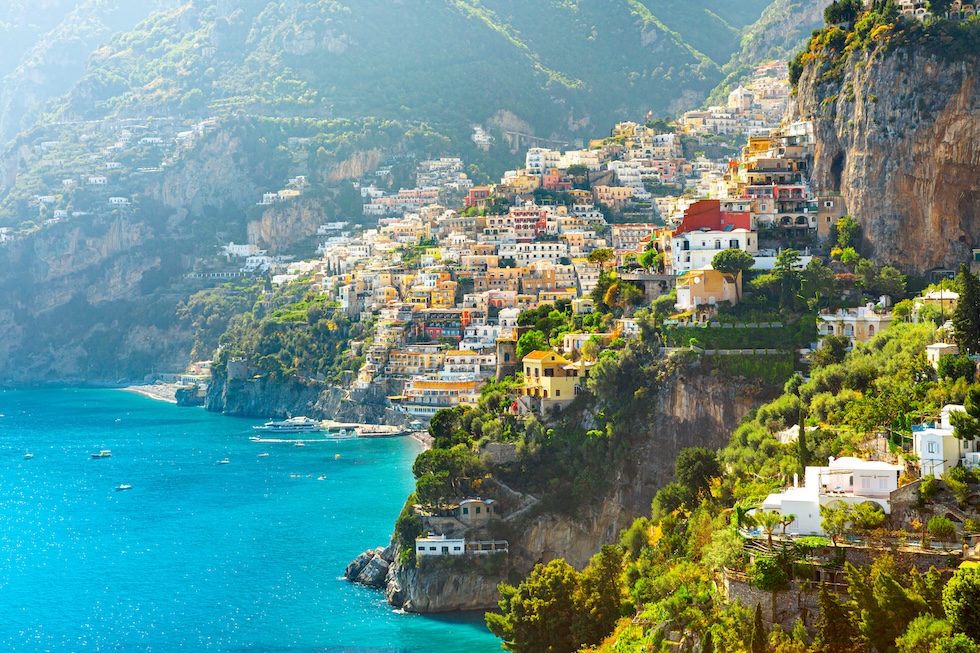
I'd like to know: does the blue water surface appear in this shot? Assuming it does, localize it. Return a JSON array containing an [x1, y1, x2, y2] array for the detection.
[[0, 388, 501, 652]]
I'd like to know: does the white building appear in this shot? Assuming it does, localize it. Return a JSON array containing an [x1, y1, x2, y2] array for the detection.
[[759, 456, 904, 535], [913, 405, 980, 476], [525, 148, 561, 177], [497, 242, 569, 267], [415, 534, 465, 557], [671, 228, 758, 275]]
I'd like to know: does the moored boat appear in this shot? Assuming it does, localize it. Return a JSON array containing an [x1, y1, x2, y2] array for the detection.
[[252, 416, 322, 434], [91, 450, 112, 459]]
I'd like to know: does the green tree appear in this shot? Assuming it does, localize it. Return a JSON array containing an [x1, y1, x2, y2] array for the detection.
[[928, 0, 955, 16], [587, 247, 614, 270], [751, 602, 768, 653], [928, 515, 957, 549], [802, 259, 838, 308], [952, 264, 980, 354], [937, 355, 976, 382], [851, 502, 885, 532], [897, 614, 952, 653], [812, 335, 850, 368], [933, 634, 979, 653], [820, 504, 852, 545], [835, 215, 861, 249], [712, 248, 755, 301], [943, 569, 980, 642], [487, 559, 581, 653], [675, 447, 722, 500], [572, 545, 626, 646], [950, 384, 980, 441], [812, 583, 863, 653], [516, 330, 548, 360], [875, 266, 907, 299]]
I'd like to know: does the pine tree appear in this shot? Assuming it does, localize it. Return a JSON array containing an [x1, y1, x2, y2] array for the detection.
[[751, 603, 768, 653], [812, 583, 864, 653], [797, 407, 810, 470], [952, 264, 980, 354]]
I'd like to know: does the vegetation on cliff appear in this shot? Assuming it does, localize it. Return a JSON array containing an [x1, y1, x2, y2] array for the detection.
[[486, 314, 980, 652], [789, 0, 980, 89]]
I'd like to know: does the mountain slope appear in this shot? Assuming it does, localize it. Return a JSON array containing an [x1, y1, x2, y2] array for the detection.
[[52, 0, 776, 137]]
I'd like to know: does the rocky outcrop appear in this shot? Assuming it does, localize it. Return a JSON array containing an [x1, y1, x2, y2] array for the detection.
[[349, 356, 781, 612], [791, 40, 980, 273], [246, 199, 325, 253]]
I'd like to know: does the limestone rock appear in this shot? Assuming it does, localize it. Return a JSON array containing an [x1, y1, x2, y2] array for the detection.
[[791, 42, 980, 273]]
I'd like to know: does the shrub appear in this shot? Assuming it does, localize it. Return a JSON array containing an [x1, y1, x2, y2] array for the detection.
[[751, 557, 790, 591]]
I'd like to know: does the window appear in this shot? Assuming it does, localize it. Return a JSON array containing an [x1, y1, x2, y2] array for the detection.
[[928, 442, 938, 454], [861, 477, 871, 489], [429, 546, 436, 551], [462, 507, 469, 515], [453, 546, 461, 551], [475, 507, 481, 514], [555, 389, 561, 397], [441, 546, 449, 554]]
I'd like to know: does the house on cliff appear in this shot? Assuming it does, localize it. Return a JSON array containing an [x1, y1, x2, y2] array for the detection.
[[760, 456, 903, 535]]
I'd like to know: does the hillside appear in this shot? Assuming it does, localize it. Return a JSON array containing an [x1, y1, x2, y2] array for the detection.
[[49, 0, 778, 139], [0, 1, 174, 145]]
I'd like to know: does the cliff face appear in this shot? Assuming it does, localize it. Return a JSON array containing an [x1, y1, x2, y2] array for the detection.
[[351, 358, 780, 613], [792, 44, 980, 273], [206, 374, 407, 423]]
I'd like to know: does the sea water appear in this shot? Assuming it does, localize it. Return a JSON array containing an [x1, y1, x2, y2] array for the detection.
[[0, 388, 501, 652]]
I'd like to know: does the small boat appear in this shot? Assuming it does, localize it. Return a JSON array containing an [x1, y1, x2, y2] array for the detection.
[[323, 426, 357, 441], [334, 454, 341, 460], [294, 442, 306, 448], [217, 458, 230, 465], [23, 453, 34, 460], [115, 484, 132, 491], [91, 450, 112, 459], [317, 475, 326, 481], [253, 416, 322, 434], [290, 473, 302, 478], [257, 453, 269, 458]]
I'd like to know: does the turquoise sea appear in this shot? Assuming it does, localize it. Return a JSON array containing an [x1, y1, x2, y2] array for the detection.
[[0, 388, 501, 652]]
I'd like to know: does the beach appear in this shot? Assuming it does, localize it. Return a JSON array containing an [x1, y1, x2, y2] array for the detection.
[[122, 382, 180, 404]]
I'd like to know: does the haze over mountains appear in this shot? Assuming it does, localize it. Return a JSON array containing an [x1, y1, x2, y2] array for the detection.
[[1, 0, 825, 146]]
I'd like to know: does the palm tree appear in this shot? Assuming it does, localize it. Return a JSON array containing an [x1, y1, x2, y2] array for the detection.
[[755, 510, 783, 549]]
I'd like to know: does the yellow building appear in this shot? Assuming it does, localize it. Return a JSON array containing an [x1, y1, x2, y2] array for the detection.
[[674, 268, 741, 312], [431, 281, 458, 309], [386, 348, 445, 376], [520, 350, 588, 413]]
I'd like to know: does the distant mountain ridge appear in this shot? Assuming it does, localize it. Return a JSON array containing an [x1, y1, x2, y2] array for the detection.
[[24, 0, 786, 140]]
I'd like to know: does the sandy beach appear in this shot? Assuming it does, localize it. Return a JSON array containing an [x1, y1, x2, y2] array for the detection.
[[122, 383, 180, 404]]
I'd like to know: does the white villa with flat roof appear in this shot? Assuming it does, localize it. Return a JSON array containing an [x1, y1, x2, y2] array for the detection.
[[759, 456, 903, 535]]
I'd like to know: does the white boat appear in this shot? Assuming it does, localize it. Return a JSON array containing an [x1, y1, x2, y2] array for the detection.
[[91, 450, 112, 459], [23, 453, 33, 460], [115, 484, 132, 491], [252, 416, 322, 434], [217, 458, 231, 464], [294, 442, 306, 448], [257, 453, 269, 457], [323, 426, 357, 441]]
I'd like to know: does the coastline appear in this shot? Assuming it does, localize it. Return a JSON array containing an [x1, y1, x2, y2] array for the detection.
[[408, 430, 432, 450], [121, 382, 180, 404]]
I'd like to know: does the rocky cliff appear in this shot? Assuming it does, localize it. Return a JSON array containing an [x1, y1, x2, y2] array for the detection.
[[791, 37, 980, 273], [348, 356, 781, 612]]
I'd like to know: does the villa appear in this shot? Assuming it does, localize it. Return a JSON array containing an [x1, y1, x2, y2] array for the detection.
[[759, 456, 904, 535]]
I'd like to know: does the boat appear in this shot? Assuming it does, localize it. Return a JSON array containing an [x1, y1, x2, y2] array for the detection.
[[23, 453, 33, 460], [257, 452, 269, 457], [294, 442, 306, 448], [217, 458, 230, 464], [91, 450, 112, 459], [115, 484, 132, 491], [317, 475, 326, 481], [323, 426, 357, 441], [252, 416, 322, 434]]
